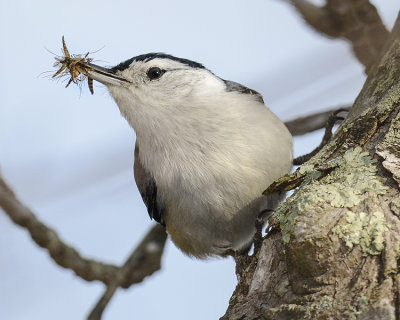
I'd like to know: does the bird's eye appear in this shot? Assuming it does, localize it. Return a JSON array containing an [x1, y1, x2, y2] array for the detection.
[[147, 67, 165, 80]]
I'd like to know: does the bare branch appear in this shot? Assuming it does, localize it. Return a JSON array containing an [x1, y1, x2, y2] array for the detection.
[[0, 174, 119, 283], [284, 106, 350, 136], [87, 224, 167, 320], [284, 0, 390, 73], [0, 173, 167, 288]]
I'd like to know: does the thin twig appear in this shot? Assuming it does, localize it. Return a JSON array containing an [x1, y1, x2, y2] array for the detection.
[[0, 173, 167, 289], [0, 174, 118, 283]]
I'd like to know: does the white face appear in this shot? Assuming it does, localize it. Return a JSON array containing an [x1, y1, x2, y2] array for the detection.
[[85, 54, 230, 146], [86, 56, 225, 109]]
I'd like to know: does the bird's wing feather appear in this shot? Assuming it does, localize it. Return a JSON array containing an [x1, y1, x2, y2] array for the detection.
[[134, 143, 166, 226], [222, 79, 264, 104]]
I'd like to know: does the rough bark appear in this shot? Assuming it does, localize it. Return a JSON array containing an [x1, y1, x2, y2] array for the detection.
[[222, 12, 400, 320]]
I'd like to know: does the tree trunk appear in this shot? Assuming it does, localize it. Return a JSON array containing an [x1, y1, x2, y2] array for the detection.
[[222, 13, 400, 320]]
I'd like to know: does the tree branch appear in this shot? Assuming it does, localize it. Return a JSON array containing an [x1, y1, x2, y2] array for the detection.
[[283, 0, 390, 73], [0, 173, 167, 289], [223, 10, 400, 320]]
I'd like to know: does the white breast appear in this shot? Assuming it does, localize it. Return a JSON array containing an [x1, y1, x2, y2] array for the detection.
[[109, 77, 292, 257]]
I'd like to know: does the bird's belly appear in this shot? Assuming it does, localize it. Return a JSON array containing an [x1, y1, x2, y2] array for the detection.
[[163, 187, 263, 258]]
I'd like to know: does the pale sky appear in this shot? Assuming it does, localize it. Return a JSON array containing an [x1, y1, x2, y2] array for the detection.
[[0, 1, 398, 319]]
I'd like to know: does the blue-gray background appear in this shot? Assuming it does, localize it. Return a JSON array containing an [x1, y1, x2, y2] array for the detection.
[[0, 1, 397, 319]]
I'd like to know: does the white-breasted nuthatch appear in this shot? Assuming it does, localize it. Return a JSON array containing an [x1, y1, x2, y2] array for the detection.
[[85, 53, 293, 258]]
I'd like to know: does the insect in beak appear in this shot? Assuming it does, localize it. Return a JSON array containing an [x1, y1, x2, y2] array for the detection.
[[52, 36, 95, 94]]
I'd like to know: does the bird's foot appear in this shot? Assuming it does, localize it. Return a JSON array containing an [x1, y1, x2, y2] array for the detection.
[[293, 108, 349, 165]]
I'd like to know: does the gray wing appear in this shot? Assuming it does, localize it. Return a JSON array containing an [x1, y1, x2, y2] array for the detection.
[[134, 143, 166, 226], [222, 79, 264, 104]]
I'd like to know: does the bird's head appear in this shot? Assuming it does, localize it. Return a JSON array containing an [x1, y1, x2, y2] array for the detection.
[[85, 53, 265, 145], [87, 54, 228, 117]]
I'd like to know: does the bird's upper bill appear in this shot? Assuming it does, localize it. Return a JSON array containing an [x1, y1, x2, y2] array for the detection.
[[85, 63, 130, 86]]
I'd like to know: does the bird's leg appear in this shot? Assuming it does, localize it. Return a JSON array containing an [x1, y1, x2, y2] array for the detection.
[[293, 108, 349, 165], [226, 209, 273, 278], [253, 214, 266, 254]]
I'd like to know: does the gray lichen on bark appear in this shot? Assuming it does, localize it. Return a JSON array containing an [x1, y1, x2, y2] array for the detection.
[[222, 10, 400, 320], [277, 147, 388, 245]]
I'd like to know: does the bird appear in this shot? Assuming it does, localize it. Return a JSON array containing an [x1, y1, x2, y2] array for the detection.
[[84, 53, 293, 258]]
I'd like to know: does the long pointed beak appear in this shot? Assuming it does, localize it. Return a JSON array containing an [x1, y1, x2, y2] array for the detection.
[[84, 63, 130, 86]]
